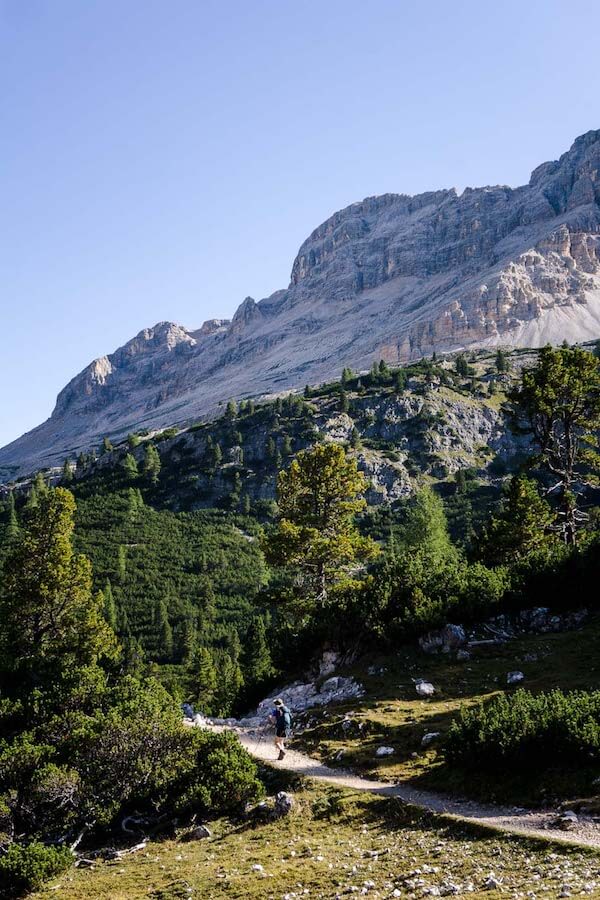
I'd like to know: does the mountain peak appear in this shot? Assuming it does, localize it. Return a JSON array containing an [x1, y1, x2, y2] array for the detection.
[[2, 129, 600, 479]]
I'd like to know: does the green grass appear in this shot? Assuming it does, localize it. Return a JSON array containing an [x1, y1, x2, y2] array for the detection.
[[31, 782, 600, 899], [293, 616, 600, 806]]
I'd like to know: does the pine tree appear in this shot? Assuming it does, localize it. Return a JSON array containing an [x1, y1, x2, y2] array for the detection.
[[192, 646, 217, 712], [0, 488, 116, 682], [248, 399, 255, 415], [117, 544, 127, 581], [128, 433, 141, 449], [143, 443, 161, 484], [102, 579, 118, 631], [282, 435, 293, 457], [495, 348, 510, 373], [62, 458, 73, 484], [225, 398, 238, 420], [101, 436, 113, 455], [213, 651, 244, 716], [394, 370, 407, 393], [155, 598, 174, 659], [181, 616, 197, 666], [267, 436, 277, 460], [122, 452, 139, 479], [480, 474, 554, 565], [378, 359, 389, 377], [350, 426, 362, 449], [263, 443, 379, 610], [304, 385, 311, 398], [241, 493, 251, 515], [341, 367, 353, 386], [509, 345, 600, 544], [4, 492, 19, 543], [455, 354, 470, 377], [245, 616, 274, 685], [340, 389, 350, 413]]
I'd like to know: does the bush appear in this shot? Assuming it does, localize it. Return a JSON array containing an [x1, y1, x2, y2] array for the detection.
[[0, 843, 73, 898], [446, 689, 600, 771]]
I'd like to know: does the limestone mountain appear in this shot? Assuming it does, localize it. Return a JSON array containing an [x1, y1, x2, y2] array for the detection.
[[2, 130, 600, 478]]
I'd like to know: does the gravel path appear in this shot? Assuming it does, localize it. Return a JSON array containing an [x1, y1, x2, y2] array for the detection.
[[231, 726, 600, 850]]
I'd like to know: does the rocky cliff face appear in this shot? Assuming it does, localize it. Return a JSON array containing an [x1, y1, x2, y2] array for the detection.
[[2, 131, 600, 477]]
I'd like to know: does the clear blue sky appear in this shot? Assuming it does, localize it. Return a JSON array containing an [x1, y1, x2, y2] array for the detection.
[[1, 0, 599, 448]]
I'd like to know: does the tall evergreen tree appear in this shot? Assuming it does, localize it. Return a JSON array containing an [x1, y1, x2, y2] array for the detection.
[[102, 579, 118, 631], [122, 453, 139, 479], [245, 616, 274, 685], [0, 488, 116, 685], [143, 443, 161, 484], [509, 345, 600, 543], [263, 443, 378, 611], [62, 458, 73, 484], [101, 436, 113, 455], [479, 474, 554, 565], [155, 598, 174, 659], [192, 646, 217, 712]]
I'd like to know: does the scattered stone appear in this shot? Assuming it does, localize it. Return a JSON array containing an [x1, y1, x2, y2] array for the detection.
[[274, 791, 294, 818], [251, 863, 264, 872], [181, 824, 211, 841], [419, 624, 467, 655], [555, 810, 579, 830], [507, 671, 525, 685], [421, 732, 441, 748], [456, 649, 471, 662], [415, 680, 436, 698], [483, 874, 502, 890], [375, 746, 395, 757]]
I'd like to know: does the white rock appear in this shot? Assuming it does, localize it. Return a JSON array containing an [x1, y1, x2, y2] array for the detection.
[[421, 732, 441, 747], [415, 680, 436, 698], [375, 746, 395, 757], [506, 671, 525, 685]]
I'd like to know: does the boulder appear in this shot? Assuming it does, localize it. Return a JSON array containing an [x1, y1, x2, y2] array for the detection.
[[415, 680, 436, 698], [375, 746, 395, 757], [274, 791, 294, 817], [421, 732, 441, 748], [181, 824, 211, 841], [506, 671, 525, 685], [419, 624, 466, 655], [555, 810, 579, 830]]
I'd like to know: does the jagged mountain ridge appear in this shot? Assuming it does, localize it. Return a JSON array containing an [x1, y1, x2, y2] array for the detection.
[[2, 130, 600, 478]]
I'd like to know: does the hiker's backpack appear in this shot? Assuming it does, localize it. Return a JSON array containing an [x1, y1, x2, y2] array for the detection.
[[279, 705, 293, 730]]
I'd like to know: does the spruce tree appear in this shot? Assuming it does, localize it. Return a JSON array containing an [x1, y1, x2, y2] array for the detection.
[[156, 598, 174, 659], [225, 398, 237, 420], [340, 389, 350, 413], [394, 370, 407, 393], [245, 616, 274, 685], [121, 452, 139, 479], [0, 488, 116, 683], [62, 458, 73, 484], [193, 646, 217, 712], [143, 443, 161, 484], [101, 436, 113, 455], [102, 579, 118, 631], [480, 474, 554, 565]]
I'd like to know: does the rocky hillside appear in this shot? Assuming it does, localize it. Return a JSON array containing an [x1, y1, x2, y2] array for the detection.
[[12, 352, 532, 516], [2, 130, 600, 477]]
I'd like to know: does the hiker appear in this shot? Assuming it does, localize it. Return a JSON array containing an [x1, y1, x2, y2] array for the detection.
[[269, 697, 292, 760]]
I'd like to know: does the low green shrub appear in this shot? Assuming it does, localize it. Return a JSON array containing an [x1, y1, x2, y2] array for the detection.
[[0, 843, 73, 898], [447, 689, 600, 771]]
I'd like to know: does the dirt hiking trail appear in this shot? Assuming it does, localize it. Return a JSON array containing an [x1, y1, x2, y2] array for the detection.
[[231, 725, 600, 850]]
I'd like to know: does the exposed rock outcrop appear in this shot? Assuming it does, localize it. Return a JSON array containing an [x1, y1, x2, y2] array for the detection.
[[2, 130, 600, 476]]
